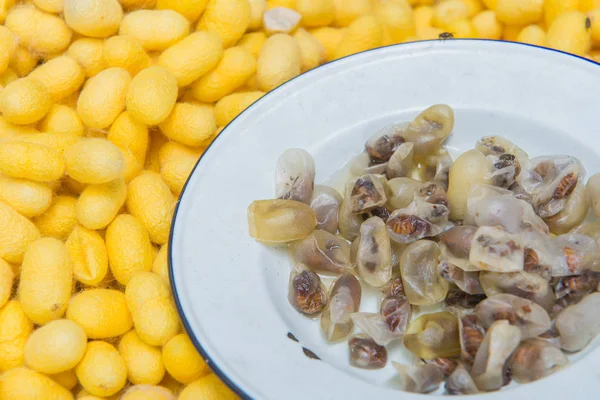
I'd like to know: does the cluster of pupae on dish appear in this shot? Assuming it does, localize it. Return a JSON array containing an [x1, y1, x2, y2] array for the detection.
[[247, 104, 600, 394]]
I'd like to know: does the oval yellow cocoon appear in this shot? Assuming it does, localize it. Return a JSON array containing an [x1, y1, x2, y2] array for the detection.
[[5, 5, 72, 55], [77, 67, 131, 129], [76, 341, 128, 397], [66, 226, 108, 286], [546, 10, 592, 56], [196, 0, 251, 47], [76, 178, 127, 230], [65, 138, 125, 184], [162, 334, 210, 384], [39, 104, 85, 137], [67, 289, 132, 339], [18, 237, 73, 325], [118, 329, 165, 385], [126, 66, 178, 125], [0, 78, 52, 125], [126, 271, 180, 346], [0, 301, 33, 372], [159, 103, 217, 147], [66, 38, 106, 78], [179, 374, 238, 400], [158, 31, 224, 87], [0, 367, 73, 400], [120, 10, 190, 51], [106, 214, 154, 284], [126, 172, 175, 245], [121, 385, 175, 400], [0, 175, 53, 218], [102, 35, 151, 76], [28, 56, 85, 102], [32, 195, 78, 240], [256, 34, 301, 91], [64, 0, 123, 38], [24, 319, 87, 374]]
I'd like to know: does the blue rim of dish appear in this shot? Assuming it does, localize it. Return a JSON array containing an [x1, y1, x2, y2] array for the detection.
[[168, 38, 600, 400]]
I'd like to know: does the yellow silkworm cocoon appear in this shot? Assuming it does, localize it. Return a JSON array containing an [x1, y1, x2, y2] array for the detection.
[[103, 35, 151, 76], [0, 78, 52, 125], [39, 104, 84, 137], [28, 56, 85, 101], [256, 34, 300, 91], [126, 171, 175, 245], [196, 0, 251, 48], [106, 214, 154, 284], [5, 5, 72, 55], [127, 66, 178, 125], [66, 39, 106, 78], [77, 67, 131, 129], [118, 330, 165, 385], [64, 0, 123, 38], [125, 271, 180, 346], [0, 201, 40, 264], [75, 341, 128, 397], [67, 289, 133, 339], [65, 138, 125, 184], [191, 46, 257, 103], [120, 10, 190, 51], [18, 237, 73, 325], [158, 31, 224, 87], [66, 226, 108, 286], [0, 175, 53, 218]]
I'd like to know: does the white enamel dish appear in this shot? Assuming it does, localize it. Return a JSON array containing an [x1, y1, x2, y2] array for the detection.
[[169, 40, 600, 400]]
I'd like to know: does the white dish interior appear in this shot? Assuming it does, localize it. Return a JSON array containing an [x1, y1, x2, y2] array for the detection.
[[170, 40, 600, 400]]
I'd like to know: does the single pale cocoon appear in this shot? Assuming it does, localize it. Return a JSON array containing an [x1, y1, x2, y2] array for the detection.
[[191, 47, 257, 103], [0, 367, 73, 400], [196, 0, 251, 47], [214, 91, 264, 126], [310, 27, 344, 61], [120, 10, 190, 51], [77, 67, 131, 129], [76, 178, 127, 230], [76, 341, 128, 397], [0, 78, 52, 125], [162, 334, 210, 384], [102, 35, 151, 76], [0, 258, 13, 309], [127, 66, 178, 125], [126, 271, 180, 346], [293, 28, 325, 71], [127, 172, 175, 245], [28, 56, 85, 101], [108, 111, 149, 182], [157, 31, 224, 87], [160, 150, 200, 195], [0, 301, 33, 372], [5, 5, 72, 54], [179, 374, 239, 400], [66, 38, 106, 78], [257, 34, 301, 91], [65, 138, 125, 184], [0, 175, 53, 218], [64, 0, 123, 37], [296, 0, 335, 27], [106, 214, 154, 284], [0, 201, 40, 264], [546, 11, 592, 56], [159, 103, 216, 147], [18, 238, 73, 325], [67, 289, 133, 339], [39, 104, 85, 136], [32, 195, 77, 239], [66, 226, 108, 286], [24, 319, 87, 374], [118, 330, 165, 385]]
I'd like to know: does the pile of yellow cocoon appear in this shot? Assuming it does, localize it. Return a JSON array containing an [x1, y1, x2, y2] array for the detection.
[[0, 0, 599, 398]]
